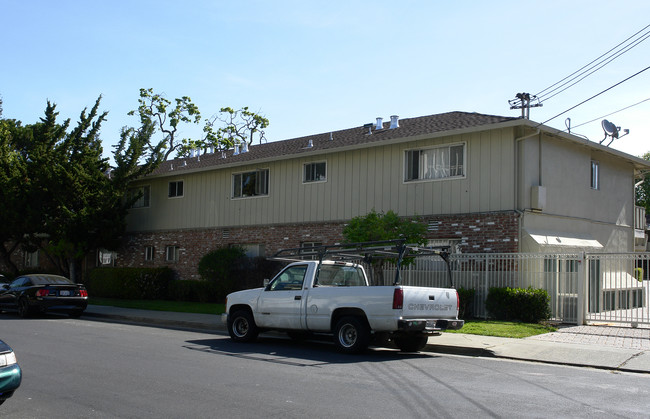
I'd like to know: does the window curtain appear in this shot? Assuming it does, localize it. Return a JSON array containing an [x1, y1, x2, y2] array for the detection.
[[421, 148, 449, 179]]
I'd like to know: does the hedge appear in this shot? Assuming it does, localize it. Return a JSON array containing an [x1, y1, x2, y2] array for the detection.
[[87, 267, 174, 300], [457, 287, 476, 319], [485, 286, 551, 323]]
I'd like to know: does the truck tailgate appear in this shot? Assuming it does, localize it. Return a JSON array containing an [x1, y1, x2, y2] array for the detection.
[[400, 286, 457, 319]]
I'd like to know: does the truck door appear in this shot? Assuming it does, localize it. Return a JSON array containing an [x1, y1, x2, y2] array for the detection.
[[256, 264, 308, 329]]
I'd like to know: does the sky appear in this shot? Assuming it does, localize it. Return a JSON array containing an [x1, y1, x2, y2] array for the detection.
[[2, 1, 649, 162]]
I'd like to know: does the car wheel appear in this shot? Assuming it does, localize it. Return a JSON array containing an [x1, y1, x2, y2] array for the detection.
[[393, 334, 428, 352], [333, 316, 370, 354], [227, 310, 259, 342], [18, 298, 32, 318]]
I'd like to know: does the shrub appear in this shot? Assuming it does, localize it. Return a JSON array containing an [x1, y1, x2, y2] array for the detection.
[[198, 246, 247, 283], [457, 287, 476, 319], [486, 286, 551, 323], [87, 267, 174, 300]]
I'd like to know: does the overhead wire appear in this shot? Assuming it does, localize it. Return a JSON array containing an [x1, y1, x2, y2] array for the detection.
[[537, 65, 650, 127], [535, 24, 650, 102], [509, 24, 650, 108], [568, 97, 650, 130]]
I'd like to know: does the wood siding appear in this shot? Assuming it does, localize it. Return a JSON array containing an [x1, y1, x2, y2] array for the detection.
[[125, 128, 517, 232]]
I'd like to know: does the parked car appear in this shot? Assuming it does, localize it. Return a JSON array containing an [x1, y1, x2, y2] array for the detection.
[[0, 274, 88, 318], [0, 339, 21, 406]]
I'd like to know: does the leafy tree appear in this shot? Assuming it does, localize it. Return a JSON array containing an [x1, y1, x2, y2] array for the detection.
[[129, 88, 269, 159], [0, 97, 163, 279], [128, 88, 201, 161], [342, 209, 427, 285], [636, 152, 650, 213]]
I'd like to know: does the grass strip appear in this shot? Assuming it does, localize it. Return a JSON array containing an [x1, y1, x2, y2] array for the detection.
[[89, 297, 225, 315], [448, 320, 557, 338]]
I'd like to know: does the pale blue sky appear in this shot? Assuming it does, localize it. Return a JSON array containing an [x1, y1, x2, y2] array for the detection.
[[2, 1, 649, 160]]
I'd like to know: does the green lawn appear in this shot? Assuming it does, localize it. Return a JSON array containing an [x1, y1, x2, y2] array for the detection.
[[447, 320, 557, 338], [89, 297, 225, 315], [89, 298, 556, 338]]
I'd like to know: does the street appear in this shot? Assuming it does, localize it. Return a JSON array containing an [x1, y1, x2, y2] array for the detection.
[[1, 314, 649, 418]]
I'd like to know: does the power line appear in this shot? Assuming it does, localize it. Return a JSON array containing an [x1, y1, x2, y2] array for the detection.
[[538, 65, 650, 126], [535, 24, 650, 101], [538, 30, 650, 103], [568, 97, 650, 130]]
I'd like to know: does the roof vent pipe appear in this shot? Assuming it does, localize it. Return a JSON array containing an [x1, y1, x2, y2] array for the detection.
[[376, 117, 383, 130], [233, 144, 240, 155], [241, 142, 249, 153], [389, 115, 399, 129]]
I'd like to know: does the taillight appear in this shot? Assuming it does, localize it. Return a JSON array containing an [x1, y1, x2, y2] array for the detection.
[[36, 289, 50, 297], [392, 288, 404, 310], [80, 289, 88, 297], [456, 290, 460, 313]]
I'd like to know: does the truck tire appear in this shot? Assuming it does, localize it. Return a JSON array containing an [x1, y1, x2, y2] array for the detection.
[[228, 310, 259, 342], [394, 334, 428, 352], [18, 297, 32, 318], [333, 316, 370, 354]]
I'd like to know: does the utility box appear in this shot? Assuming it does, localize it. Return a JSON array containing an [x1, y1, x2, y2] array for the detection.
[[531, 186, 546, 211]]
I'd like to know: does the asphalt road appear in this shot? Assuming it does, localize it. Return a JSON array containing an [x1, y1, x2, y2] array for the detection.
[[1, 314, 649, 418]]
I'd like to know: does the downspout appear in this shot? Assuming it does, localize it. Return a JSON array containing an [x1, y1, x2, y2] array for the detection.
[[514, 128, 541, 251]]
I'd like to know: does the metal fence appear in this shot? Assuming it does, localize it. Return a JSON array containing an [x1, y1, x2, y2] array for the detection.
[[383, 252, 650, 325]]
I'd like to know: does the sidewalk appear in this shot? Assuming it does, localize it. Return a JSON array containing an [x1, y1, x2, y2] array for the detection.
[[83, 305, 650, 374]]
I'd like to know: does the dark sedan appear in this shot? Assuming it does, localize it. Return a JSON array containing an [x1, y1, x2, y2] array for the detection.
[[0, 274, 88, 318], [0, 339, 21, 406]]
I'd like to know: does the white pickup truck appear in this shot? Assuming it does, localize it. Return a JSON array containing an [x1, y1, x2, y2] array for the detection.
[[222, 241, 464, 353]]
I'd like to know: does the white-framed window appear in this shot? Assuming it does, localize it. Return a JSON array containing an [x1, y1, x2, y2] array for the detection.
[[98, 249, 116, 266], [591, 160, 599, 190], [165, 246, 179, 262], [232, 169, 269, 198], [168, 180, 184, 198], [128, 185, 150, 208], [24, 250, 39, 268], [405, 143, 465, 181], [303, 162, 327, 183], [145, 246, 155, 261]]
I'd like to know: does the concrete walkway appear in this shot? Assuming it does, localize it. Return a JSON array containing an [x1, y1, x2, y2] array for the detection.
[[83, 305, 650, 374]]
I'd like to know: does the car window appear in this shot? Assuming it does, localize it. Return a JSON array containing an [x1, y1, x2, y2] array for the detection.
[[269, 265, 307, 291], [32, 276, 73, 285], [10, 278, 27, 288], [317, 265, 365, 287]]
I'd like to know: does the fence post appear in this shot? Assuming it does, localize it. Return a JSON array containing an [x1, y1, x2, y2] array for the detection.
[[577, 251, 587, 325]]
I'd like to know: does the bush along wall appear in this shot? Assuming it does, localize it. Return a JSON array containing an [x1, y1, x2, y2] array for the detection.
[[87, 267, 174, 300], [485, 286, 551, 323], [457, 287, 476, 319]]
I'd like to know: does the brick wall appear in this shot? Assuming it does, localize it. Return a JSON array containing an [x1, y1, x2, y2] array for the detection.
[[117, 211, 520, 280]]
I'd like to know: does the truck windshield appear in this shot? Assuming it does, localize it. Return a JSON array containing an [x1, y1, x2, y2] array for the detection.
[[317, 265, 365, 287]]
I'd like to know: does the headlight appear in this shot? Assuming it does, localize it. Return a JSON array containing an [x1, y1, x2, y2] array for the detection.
[[0, 351, 17, 367]]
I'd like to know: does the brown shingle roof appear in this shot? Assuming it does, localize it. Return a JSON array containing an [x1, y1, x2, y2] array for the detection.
[[151, 111, 517, 176]]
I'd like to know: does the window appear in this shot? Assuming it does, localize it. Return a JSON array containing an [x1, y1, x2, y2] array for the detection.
[[405, 144, 465, 181], [128, 185, 150, 208], [145, 246, 155, 261], [268, 265, 307, 291], [165, 246, 179, 262], [24, 250, 39, 268], [303, 162, 327, 183], [168, 181, 184, 198], [591, 160, 599, 190], [232, 169, 269, 198]]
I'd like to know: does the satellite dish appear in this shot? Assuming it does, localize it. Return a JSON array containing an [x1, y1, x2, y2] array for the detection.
[[601, 119, 619, 139]]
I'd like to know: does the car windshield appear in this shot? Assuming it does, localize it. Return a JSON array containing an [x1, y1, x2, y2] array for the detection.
[[30, 276, 74, 285]]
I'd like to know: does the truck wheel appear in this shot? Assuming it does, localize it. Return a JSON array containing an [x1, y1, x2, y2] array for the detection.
[[394, 334, 428, 352], [333, 316, 370, 354], [228, 310, 259, 342]]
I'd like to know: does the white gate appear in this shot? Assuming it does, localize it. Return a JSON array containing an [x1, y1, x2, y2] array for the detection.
[[386, 252, 649, 325]]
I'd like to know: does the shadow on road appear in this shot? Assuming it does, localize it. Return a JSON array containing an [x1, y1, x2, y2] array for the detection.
[[185, 334, 437, 366]]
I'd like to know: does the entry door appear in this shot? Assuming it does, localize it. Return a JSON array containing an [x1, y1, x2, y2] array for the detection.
[[256, 265, 309, 329]]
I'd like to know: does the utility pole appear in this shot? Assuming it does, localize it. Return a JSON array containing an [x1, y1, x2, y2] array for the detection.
[[508, 93, 542, 119]]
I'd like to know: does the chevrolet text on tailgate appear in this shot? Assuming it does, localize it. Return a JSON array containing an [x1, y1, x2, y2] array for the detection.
[[222, 240, 464, 353]]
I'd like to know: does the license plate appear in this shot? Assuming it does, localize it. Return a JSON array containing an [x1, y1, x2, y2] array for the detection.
[[59, 290, 71, 296]]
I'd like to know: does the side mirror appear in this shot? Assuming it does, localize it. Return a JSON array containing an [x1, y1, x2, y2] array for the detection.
[[263, 278, 270, 288]]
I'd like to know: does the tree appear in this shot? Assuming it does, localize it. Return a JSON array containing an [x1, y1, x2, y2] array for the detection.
[[129, 88, 269, 160], [0, 97, 163, 279], [342, 209, 427, 285], [636, 152, 650, 213]]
